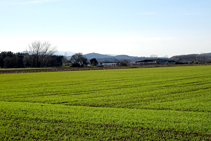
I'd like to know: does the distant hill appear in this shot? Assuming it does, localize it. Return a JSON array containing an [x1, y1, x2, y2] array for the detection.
[[84, 53, 140, 60], [115, 55, 139, 60], [84, 53, 113, 59], [55, 51, 75, 56], [170, 53, 211, 62], [84, 53, 146, 62], [57, 52, 147, 62], [204, 53, 211, 55]]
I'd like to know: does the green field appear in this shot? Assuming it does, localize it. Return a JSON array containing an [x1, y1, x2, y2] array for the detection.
[[1, 65, 211, 140]]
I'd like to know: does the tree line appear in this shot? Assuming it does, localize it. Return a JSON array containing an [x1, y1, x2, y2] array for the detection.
[[0, 41, 93, 68], [171, 54, 211, 63], [0, 51, 63, 68], [0, 41, 63, 68]]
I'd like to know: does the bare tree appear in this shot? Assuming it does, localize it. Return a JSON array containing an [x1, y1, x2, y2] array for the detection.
[[89, 58, 98, 66], [150, 54, 158, 58], [70, 53, 88, 67], [62, 52, 68, 66], [27, 41, 57, 67], [116, 59, 130, 66]]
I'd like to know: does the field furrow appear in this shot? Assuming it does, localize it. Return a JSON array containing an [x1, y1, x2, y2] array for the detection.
[[1, 65, 211, 140]]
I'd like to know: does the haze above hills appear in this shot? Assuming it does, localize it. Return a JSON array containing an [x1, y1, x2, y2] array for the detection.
[[56, 52, 146, 61]]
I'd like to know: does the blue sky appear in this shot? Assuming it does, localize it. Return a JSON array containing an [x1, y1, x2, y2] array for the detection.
[[0, 0, 211, 57]]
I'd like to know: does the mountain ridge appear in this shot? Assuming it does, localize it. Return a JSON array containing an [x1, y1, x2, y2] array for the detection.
[[83, 53, 141, 60]]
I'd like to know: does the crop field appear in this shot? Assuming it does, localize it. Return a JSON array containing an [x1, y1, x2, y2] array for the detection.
[[1, 65, 211, 140]]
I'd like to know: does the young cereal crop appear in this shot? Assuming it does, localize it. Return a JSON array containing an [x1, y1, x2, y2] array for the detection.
[[0, 65, 211, 140]]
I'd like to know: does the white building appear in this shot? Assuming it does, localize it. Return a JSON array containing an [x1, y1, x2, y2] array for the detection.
[[102, 63, 117, 66]]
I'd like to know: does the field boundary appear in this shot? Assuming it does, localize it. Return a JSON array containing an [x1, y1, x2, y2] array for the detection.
[[0, 64, 210, 74]]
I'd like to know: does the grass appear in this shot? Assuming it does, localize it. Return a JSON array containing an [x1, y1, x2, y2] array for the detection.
[[0, 66, 71, 70], [1, 65, 211, 140]]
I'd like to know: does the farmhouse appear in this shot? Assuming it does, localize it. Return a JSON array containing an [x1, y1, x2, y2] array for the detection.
[[102, 63, 117, 66], [136, 58, 176, 65]]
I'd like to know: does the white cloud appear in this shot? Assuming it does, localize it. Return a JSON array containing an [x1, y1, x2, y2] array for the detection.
[[4, 0, 62, 5]]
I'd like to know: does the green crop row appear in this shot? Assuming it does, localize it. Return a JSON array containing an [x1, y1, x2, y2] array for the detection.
[[1, 65, 211, 140], [1, 101, 211, 140]]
